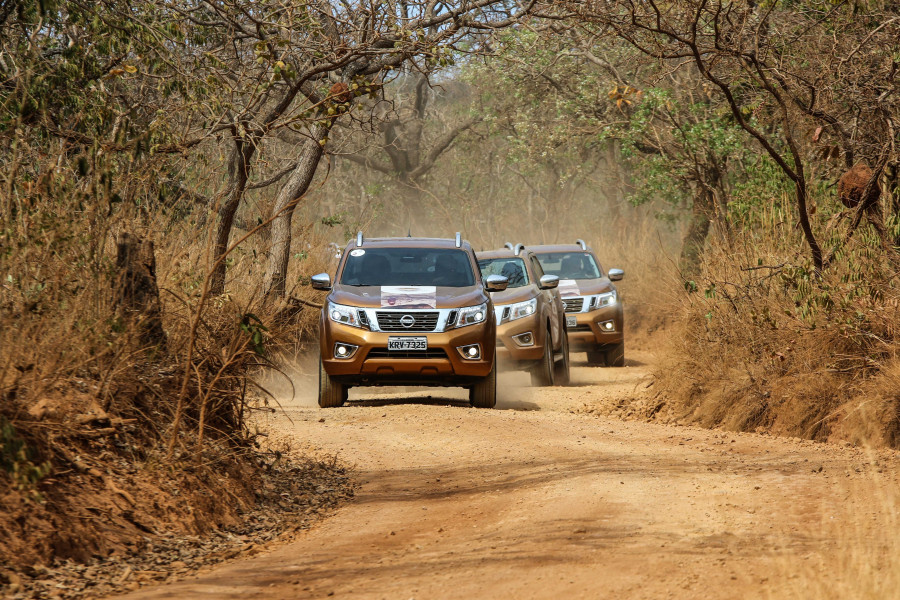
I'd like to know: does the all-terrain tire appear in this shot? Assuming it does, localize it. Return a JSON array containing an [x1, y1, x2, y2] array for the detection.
[[586, 348, 606, 366], [318, 357, 346, 408], [605, 341, 625, 367], [469, 360, 497, 408], [530, 329, 555, 386], [554, 328, 570, 385]]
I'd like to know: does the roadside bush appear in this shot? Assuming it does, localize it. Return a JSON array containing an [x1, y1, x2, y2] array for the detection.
[[0, 141, 332, 567], [658, 204, 900, 445]]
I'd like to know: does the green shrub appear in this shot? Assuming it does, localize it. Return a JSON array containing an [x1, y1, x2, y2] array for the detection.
[[0, 416, 51, 492]]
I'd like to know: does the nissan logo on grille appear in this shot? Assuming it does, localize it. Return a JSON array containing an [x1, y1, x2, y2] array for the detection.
[[400, 315, 416, 328]]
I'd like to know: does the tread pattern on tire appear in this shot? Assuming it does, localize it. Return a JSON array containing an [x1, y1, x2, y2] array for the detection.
[[554, 328, 570, 385], [469, 360, 497, 408], [605, 341, 625, 367], [531, 328, 555, 386], [318, 358, 346, 408], [586, 349, 606, 366]]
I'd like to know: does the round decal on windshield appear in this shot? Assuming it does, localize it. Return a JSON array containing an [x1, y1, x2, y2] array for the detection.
[[350, 249, 365, 257]]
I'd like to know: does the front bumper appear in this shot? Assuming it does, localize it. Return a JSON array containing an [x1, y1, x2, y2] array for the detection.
[[320, 315, 495, 386], [495, 312, 544, 366], [566, 304, 624, 351]]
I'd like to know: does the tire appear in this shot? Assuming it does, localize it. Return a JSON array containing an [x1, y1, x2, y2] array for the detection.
[[530, 328, 555, 387], [586, 349, 606, 366], [554, 328, 570, 385], [318, 357, 346, 408], [605, 341, 625, 367], [469, 360, 497, 408]]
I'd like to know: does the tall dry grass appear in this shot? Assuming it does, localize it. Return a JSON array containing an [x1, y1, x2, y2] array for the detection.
[[0, 141, 350, 566], [656, 201, 900, 446]]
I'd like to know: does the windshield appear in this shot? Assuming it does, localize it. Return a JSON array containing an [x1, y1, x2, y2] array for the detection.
[[477, 258, 530, 288], [340, 247, 475, 287], [535, 252, 602, 280]]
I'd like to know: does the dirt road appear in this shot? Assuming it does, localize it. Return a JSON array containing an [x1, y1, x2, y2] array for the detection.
[[121, 349, 898, 600]]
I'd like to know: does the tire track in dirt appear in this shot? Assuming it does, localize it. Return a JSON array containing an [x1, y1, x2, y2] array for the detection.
[[116, 350, 898, 599]]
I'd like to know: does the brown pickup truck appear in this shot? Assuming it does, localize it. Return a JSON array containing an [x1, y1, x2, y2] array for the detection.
[[311, 233, 508, 408], [530, 240, 625, 367], [477, 244, 570, 385]]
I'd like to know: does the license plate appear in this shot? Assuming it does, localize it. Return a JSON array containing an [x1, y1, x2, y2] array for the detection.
[[566, 316, 577, 328], [388, 336, 428, 351]]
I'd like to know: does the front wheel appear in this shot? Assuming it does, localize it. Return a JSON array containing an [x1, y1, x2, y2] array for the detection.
[[469, 360, 497, 408], [586, 349, 606, 366], [605, 341, 625, 367], [318, 357, 346, 408], [530, 329, 555, 387], [554, 329, 570, 385]]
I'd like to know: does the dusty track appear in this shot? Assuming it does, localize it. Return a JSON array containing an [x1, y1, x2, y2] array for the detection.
[[120, 349, 898, 599]]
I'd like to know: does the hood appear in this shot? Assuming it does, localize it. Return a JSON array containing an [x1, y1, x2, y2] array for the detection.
[[330, 284, 488, 309], [489, 285, 538, 306], [557, 278, 614, 298]]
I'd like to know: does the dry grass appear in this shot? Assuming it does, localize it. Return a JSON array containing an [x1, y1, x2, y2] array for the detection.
[[655, 204, 900, 447], [0, 158, 345, 568]]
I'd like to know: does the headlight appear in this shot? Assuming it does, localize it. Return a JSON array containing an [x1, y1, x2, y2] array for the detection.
[[591, 290, 617, 308], [509, 297, 537, 321], [456, 302, 488, 327], [328, 302, 362, 328]]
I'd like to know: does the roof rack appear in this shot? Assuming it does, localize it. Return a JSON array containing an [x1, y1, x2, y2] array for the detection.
[[357, 231, 364, 247], [455, 232, 461, 248], [576, 239, 587, 250], [514, 243, 525, 256], [503, 242, 514, 251]]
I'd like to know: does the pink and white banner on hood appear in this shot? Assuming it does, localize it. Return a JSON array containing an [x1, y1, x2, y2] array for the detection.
[[381, 286, 437, 309]]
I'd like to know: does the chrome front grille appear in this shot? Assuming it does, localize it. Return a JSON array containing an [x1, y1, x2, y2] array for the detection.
[[375, 311, 440, 332], [563, 298, 584, 313]]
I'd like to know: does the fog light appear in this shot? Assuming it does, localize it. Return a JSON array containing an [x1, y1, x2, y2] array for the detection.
[[333, 342, 358, 359], [600, 320, 615, 332], [457, 344, 481, 360], [512, 332, 534, 347]]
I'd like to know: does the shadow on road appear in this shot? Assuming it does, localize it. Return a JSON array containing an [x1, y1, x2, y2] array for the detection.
[[349, 396, 469, 408], [570, 359, 647, 368], [347, 395, 542, 412]]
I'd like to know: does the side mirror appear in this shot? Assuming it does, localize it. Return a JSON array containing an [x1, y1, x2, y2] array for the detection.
[[484, 274, 509, 292], [608, 268, 624, 281], [539, 274, 560, 290], [311, 273, 332, 290]]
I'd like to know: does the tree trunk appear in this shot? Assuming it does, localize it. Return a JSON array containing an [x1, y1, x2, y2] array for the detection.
[[114, 233, 166, 349], [795, 178, 824, 272], [210, 142, 251, 295], [704, 159, 731, 243], [603, 143, 623, 232], [263, 124, 329, 299], [680, 189, 713, 279]]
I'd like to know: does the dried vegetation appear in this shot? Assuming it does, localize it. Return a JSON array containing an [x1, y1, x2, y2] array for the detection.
[[0, 175, 338, 574], [656, 211, 900, 446]]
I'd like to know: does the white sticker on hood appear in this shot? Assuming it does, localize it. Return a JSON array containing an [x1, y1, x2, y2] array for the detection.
[[381, 286, 437, 309], [558, 279, 580, 298]]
